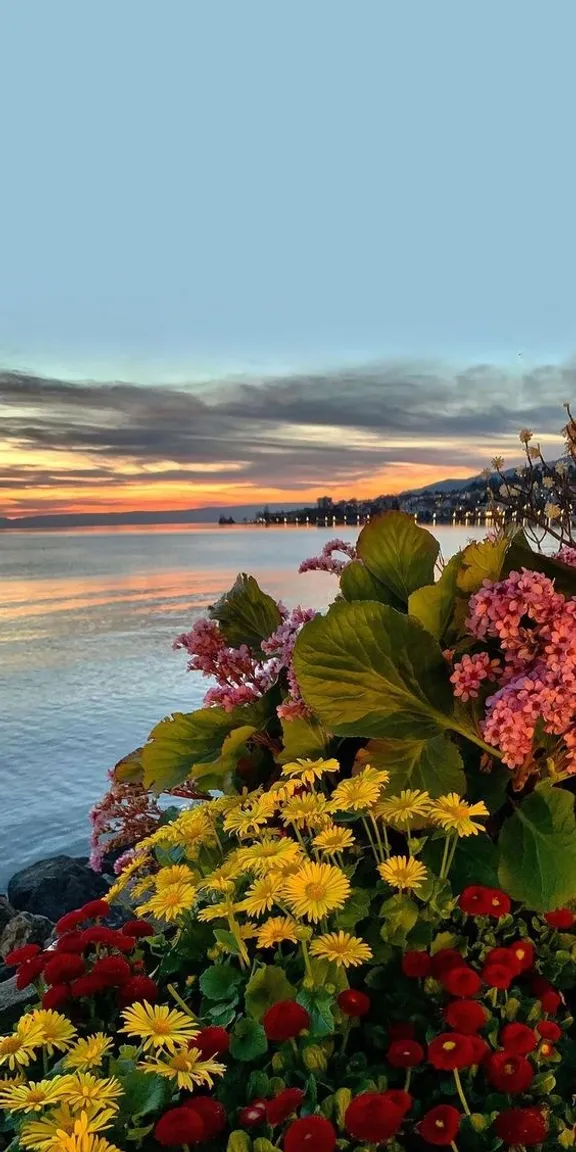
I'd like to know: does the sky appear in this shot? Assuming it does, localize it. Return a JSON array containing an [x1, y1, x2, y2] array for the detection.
[[1, 1, 576, 518]]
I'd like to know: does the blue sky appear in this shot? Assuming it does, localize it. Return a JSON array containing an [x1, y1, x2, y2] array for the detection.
[[1, 0, 575, 381]]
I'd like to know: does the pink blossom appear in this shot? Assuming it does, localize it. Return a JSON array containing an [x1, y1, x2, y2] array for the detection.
[[450, 652, 501, 701], [554, 546, 576, 567], [298, 538, 357, 575]]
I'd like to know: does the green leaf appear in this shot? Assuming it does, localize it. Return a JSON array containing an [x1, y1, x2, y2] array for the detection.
[[210, 573, 282, 648], [230, 1018, 269, 1062], [408, 553, 461, 641], [356, 512, 439, 602], [456, 537, 508, 594], [340, 560, 404, 609], [120, 1071, 172, 1117], [193, 725, 257, 792], [277, 715, 331, 765], [359, 734, 465, 799], [503, 530, 576, 598], [112, 746, 145, 786], [334, 887, 373, 930], [245, 966, 296, 1020], [142, 700, 268, 791], [293, 600, 453, 741], [213, 929, 242, 956], [296, 988, 335, 1037], [498, 785, 576, 910], [379, 894, 419, 945], [423, 834, 500, 892], [199, 964, 245, 1001]]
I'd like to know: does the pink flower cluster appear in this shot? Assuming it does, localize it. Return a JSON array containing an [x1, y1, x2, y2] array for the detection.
[[298, 537, 357, 575], [89, 774, 206, 872], [262, 606, 317, 719], [555, 546, 576, 567], [450, 652, 501, 702]]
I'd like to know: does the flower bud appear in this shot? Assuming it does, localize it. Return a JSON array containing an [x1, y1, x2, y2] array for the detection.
[[228, 1132, 252, 1152], [334, 1088, 352, 1130], [559, 1130, 575, 1148], [470, 1114, 488, 1132], [271, 1053, 285, 1073], [254, 1141, 277, 1152], [302, 1045, 328, 1074]]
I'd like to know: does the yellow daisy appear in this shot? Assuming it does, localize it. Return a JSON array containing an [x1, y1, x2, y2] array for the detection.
[[378, 855, 428, 892], [27, 1010, 76, 1056], [20, 1105, 116, 1151], [154, 864, 196, 888], [197, 898, 238, 923], [237, 874, 280, 918], [268, 778, 301, 803], [137, 880, 197, 922], [428, 794, 489, 837], [256, 916, 299, 948], [283, 861, 351, 922], [235, 837, 303, 875], [105, 853, 148, 901], [65, 1072, 123, 1114], [0, 1016, 45, 1071], [63, 1035, 114, 1073], [280, 792, 331, 830], [313, 826, 355, 856], [52, 1111, 121, 1152], [139, 1046, 226, 1090], [310, 931, 373, 968], [223, 801, 270, 838], [0, 1077, 71, 1113], [120, 1001, 199, 1053], [330, 767, 390, 813], [374, 789, 432, 826], [281, 757, 340, 785]]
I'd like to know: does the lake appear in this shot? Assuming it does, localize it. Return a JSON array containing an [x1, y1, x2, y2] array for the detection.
[[0, 523, 485, 888]]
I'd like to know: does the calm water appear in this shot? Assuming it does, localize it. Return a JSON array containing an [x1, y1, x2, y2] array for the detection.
[[0, 524, 484, 888]]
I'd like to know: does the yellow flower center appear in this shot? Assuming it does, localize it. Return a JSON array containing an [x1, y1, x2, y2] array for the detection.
[[435, 1121, 445, 1129], [1, 1037, 23, 1053], [443, 1041, 456, 1051], [305, 882, 327, 899], [541, 1043, 552, 1056], [504, 1062, 514, 1074], [152, 1020, 172, 1035], [27, 1090, 47, 1104], [172, 1052, 192, 1070]]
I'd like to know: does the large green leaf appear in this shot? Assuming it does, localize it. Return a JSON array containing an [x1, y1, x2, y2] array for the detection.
[[340, 560, 404, 609], [359, 734, 465, 798], [277, 715, 331, 765], [356, 512, 439, 602], [193, 725, 257, 791], [293, 600, 454, 740], [245, 966, 296, 1020], [408, 554, 461, 642], [142, 701, 268, 791], [230, 1018, 268, 1062], [210, 573, 282, 648], [503, 530, 576, 597], [423, 835, 500, 892], [199, 964, 245, 1001], [498, 785, 576, 910], [112, 747, 145, 786], [456, 537, 508, 594]]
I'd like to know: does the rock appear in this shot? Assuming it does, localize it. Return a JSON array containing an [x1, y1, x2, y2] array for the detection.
[[0, 896, 14, 935], [0, 974, 35, 1031], [7, 855, 107, 922], [0, 912, 53, 959]]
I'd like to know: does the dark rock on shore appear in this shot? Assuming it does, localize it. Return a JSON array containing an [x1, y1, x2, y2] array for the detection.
[[0, 896, 14, 935], [7, 854, 108, 922], [0, 911, 53, 959]]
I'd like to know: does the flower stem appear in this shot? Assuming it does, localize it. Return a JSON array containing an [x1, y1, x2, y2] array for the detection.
[[439, 837, 451, 880], [167, 983, 196, 1019], [404, 1068, 412, 1092], [453, 1069, 471, 1116], [300, 939, 313, 982]]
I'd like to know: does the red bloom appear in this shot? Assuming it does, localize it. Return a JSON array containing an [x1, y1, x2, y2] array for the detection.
[[91, 955, 132, 987], [387, 1039, 425, 1068], [483, 963, 514, 989], [337, 989, 370, 1017], [441, 966, 482, 998], [344, 1093, 403, 1143], [79, 926, 119, 949], [484, 947, 521, 976], [238, 1101, 267, 1127], [4, 944, 41, 966], [44, 954, 85, 987], [459, 886, 492, 916], [383, 1090, 412, 1116], [155, 1106, 205, 1146], [184, 1097, 226, 1139], [494, 1108, 548, 1147], [508, 940, 534, 972], [443, 1000, 487, 1034], [388, 1022, 416, 1041], [284, 1116, 336, 1152], [468, 1035, 489, 1064], [195, 1026, 230, 1058], [16, 957, 46, 989], [263, 1001, 310, 1043], [118, 975, 159, 1005], [55, 932, 85, 954], [536, 1020, 561, 1042], [501, 1023, 537, 1055], [428, 1033, 474, 1071], [544, 908, 575, 930], [80, 899, 110, 920], [55, 910, 85, 935], [402, 951, 431, 978], [486, 1052, 534, 1094], [120, 919, 155, 938], [42, 983, 70, 1010], [70, 973, 106, 999], [266, 1088, 305, 1125], [419, 1104, 461, 1146], [111, 933, 136, 953], [541, 988, 562, 1014], [485, 889, 511, 917], [430, 949, 466, 979]]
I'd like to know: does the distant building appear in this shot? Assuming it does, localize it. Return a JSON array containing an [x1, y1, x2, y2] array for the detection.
[[317, 496, 333, 511]]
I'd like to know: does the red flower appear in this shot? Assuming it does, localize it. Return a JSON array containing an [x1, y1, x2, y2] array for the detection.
[[483, 963, 514, 989], [430, 949, 466, 979], [544, 908, 575, 930], [536, 1020, 561, 1042], [508, 940, 534, 972], [402, 951, 431, 978], [16, 957, 46, 989], [266, 1088, 305, 1125], [501, 1023, 537, 1055], [388, 1022, 416, 1041], [55, 910, 85, 935], [79, 926, 119, 949], [112, 933, 136, 954], [484, 947, 521, 976], [118, 975, 159, 1005], [42, 983, 70, 1010], [344, 1093, 403, 1143], [91, 955, 131, 987], [443, 1000, 487, 1034], [468, 1035, 489, 1064], [486, 1052, 534, 1094], [383, 1089, 412, 1115], [541, 988, 562, 1014], [55, 932, 85, 954], [337, 989, 370, 1017], [387, 1039, 425, 1068], [428, 1033, 474, 1071], [195, 1026, 230, 1058], [70, 973, 107, 999], [80, 899, 110, 920], [459, 886, 492, 916], [4, 944, 41, 966], [494, 1108, 548, 1146], [44, 954, 85, 987], [485, 889, 511, 917], [184, 1097, 226, 1139], [120, 919, 155, 938], [441, 966, 482, 998], [284, 1116, 337, 1152], [238, 1101, 267, 1128], [155, 1106, 205, 1146], [263, 1001, 310, 1043], [419, 1104, 461, 1146]]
